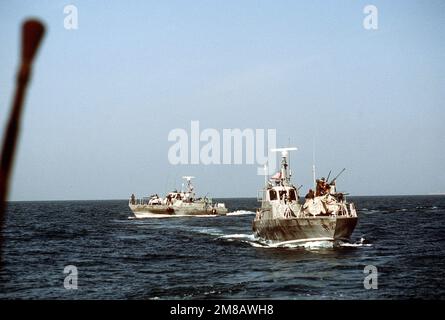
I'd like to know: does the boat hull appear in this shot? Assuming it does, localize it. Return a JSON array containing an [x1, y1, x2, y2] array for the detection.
[[252, 216, 358, 242], [129, 204, 228, 217]]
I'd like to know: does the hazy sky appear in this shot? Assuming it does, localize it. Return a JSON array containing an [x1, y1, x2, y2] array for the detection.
[[0, 0, 444, 200]]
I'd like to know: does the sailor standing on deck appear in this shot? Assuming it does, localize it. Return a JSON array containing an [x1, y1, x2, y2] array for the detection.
[[315, 179, 321, 196], [315, 178, 325, 196], [166, 194, 172, 205], [305, 189, 315, 200]]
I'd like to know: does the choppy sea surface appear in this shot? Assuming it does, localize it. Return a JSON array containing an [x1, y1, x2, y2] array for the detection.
[[0, 196, 444, 299]]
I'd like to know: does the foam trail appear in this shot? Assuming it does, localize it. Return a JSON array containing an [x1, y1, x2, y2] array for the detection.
[[264, 240, 334, 249], [190, 227, 224, 237], [338, 242, 372, 247], [216, 233, 267, 247], [218, 234, 372, 249], [226, 210, 255, 216], [337, 237, 372, 247], [217, 234, 332, 249], [218, 233, 256, 240]]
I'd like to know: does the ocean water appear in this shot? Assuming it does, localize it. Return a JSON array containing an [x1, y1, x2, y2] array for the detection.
[[0, 196, 444, 299]]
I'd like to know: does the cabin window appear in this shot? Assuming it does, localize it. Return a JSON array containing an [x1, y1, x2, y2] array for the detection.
[[279, 190, 287, 200], [269, 190, 277, 200], [288, 189, 297, 201]]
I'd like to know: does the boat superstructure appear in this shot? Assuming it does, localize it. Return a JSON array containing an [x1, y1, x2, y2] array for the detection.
[[252, 147, 358, 243], [129, 176, 228, 217]]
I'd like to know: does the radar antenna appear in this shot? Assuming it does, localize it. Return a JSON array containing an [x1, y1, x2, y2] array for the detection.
[[271, 147, 298, 157]]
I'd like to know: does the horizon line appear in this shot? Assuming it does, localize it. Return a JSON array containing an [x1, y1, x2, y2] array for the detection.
[[6, 193, 445, 203]]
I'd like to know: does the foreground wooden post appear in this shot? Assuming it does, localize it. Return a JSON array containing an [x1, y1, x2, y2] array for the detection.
[[0, 19, 45, 263]]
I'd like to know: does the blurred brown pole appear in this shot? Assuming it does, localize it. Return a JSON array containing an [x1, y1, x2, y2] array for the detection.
[[0, 19, 45, 263]]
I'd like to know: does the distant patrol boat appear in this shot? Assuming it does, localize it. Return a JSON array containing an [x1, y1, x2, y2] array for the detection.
[[252, 147, 358, 244], [129, 176, 228, 217]]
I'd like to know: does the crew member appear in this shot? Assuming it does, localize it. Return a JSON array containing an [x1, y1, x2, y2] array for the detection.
[[166, 194, 172, 205], [315, 179, 321, 196], [320, 178, 329, 196], [316, 178, 328, 196], [305, 189, 315, 200], [336, 192, 344, 202]]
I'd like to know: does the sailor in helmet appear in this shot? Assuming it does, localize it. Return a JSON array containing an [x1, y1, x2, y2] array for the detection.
[[315, 178, 324, 196]]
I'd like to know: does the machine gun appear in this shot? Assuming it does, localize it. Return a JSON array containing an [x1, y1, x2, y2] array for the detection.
[[326, 170, 332, 182], [329, 168, 346, 185]]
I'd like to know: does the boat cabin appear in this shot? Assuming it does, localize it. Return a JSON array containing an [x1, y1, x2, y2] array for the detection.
[[265, 186, 298, 203]]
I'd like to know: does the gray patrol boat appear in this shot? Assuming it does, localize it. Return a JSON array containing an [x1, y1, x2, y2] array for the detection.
[[129, 176, 228, 218], [252, 148, 358, 244]]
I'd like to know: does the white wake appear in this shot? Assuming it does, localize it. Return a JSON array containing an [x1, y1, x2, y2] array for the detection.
[[217, 234, 372, 249], [226, 210, 255, 216]]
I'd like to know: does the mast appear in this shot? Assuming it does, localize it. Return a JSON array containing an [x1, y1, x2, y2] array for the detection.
[[271, 147, 297, 186], [182, 176, 195, 196], [312, 137, 316, 190], [264, 163, 268, 187], [312, 164, 316, 190]]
